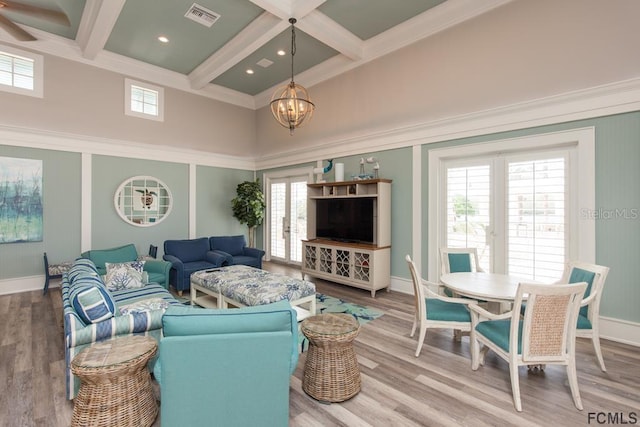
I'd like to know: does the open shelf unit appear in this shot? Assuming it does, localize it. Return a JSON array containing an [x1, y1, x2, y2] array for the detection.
[[302, 179, 391, 297]]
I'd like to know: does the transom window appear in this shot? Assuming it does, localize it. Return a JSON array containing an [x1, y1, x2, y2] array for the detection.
[[0, 46, 43, 98], [124, 78, 164, 121]]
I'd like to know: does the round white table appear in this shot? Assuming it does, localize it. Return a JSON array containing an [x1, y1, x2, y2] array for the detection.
[[440, 272, 533, 312]]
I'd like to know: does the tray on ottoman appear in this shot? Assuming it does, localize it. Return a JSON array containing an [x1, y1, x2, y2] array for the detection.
[[190, 265, 316, 321]]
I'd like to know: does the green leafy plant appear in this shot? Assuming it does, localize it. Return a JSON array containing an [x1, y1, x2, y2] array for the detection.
[[231, 179, 266, 247]]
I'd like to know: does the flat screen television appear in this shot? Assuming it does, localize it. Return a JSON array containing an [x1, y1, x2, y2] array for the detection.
[[315, 197, 375, 244]]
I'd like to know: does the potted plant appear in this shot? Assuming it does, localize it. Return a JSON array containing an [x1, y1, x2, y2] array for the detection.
[[231, 179, 266, 247]]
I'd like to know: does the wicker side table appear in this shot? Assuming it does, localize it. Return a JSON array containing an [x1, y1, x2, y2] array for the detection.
[[301, 313, 361, 402], [71, 336, 158, 427]]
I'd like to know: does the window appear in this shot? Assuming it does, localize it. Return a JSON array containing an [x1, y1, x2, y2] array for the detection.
[[0, 46, 43, 98], [428, 128, 595, 283], [124, 78, 164, 121]]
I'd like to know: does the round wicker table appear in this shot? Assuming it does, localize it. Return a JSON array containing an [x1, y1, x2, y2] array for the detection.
[[301, 313, 361, 402], [70, 335, 158, 427]]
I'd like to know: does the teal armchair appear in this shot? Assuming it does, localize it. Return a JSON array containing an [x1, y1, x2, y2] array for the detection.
[[155, 301, 298, 426], [81, 243, 171, 289]]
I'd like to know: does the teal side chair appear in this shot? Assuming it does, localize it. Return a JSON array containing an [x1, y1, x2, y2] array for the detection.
[[440, 247, 484, 297], [560, 261, 610, 371], [470, 281, 587, 412], [406, 255, 478, 358], [155, 300, 298, 427]]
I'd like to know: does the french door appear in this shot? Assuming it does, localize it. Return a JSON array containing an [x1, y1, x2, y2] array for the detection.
[[268, 174, 310, 264], [442, 150, 569, 282]]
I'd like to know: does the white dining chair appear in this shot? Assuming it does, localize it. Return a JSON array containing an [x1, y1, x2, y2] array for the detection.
[[406, 255, 478, 358], [470, 281, 588, 412], [558, 261, 610, 371]]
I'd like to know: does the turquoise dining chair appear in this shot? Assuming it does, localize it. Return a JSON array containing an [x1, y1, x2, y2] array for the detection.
[[470, 281, 588, 412], [559, 261, 610, 371], [440, 247, 484, 297], [406, 255, 478, 358]]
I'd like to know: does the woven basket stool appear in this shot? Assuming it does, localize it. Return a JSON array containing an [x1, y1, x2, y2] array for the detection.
[[301, 313, 361, 402], [71, 335, 158, 427]]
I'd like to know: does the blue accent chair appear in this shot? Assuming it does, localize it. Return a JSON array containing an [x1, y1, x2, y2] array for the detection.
[[154, 300, 298, 427], [163, 237, 223, 294], [210, 235, 265, 269]]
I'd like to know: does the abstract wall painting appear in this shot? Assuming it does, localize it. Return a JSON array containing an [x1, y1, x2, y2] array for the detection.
[[0, 156, 43, 243]]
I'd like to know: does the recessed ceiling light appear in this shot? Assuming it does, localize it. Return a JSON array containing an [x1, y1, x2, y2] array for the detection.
[[277, 50, 286, 56], [158, 36, 169, 43], [246, 69, 254, 75]]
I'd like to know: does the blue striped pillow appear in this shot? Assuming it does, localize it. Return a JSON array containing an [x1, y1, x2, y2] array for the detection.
[[69, 275, 116, 324]]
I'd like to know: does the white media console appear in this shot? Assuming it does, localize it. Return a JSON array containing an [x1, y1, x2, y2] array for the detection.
[[302, 179, 391, 297]]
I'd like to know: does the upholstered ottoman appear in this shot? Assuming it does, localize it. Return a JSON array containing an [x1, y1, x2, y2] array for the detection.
[[191, 265, 316, 321]]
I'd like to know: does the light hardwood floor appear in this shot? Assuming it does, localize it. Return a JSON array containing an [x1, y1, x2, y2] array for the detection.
[[1, 261, 638, 426]]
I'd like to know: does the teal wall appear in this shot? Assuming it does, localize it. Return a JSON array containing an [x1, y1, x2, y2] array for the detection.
[[0, 145, 81, 277], [92, 155, 190, 257], [196, 166, 254, 238], [420, 111, 640, 323]]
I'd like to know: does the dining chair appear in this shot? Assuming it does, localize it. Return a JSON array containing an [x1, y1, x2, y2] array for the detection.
[[470, 281, 588, 412], [405, 255, 478, 358], [559, 261, 610, 371], [440, 247, 485, 297]]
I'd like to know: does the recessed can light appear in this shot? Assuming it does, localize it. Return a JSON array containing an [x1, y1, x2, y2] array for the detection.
[[277, 50, 286, 56], [158, 36, 169, 43], [246, 69, 254, 75]]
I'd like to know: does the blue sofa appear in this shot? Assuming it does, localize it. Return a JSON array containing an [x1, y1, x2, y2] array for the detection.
[[163, 237, 222, 294], [61, 258, 180, 399], [154, 301, 298, 426], [210, 235, 265, 269], [81, 243, 171, 289]]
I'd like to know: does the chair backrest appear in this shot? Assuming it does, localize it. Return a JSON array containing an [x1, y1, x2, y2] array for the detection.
[[148, 244, 158, 259], [440, 247, 484, 274], [406, 255, 426, 319], [511, 282, 587, 364], [559, 261, 609, 319], [210, 235, 247, 256], [157, 301, 298, 426], [163, 237, 210, 262]]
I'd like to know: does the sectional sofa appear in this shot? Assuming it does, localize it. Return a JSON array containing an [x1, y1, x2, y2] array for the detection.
[[61, 258, 180, 399]]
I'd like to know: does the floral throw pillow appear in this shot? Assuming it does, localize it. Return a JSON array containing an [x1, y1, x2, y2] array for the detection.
[[104, 261, 146, 291], [119, 298, 172, 315]]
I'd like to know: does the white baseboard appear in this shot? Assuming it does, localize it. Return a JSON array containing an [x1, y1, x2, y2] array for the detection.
[[389, 275, 640, 347], [0, 275, 60, 296]]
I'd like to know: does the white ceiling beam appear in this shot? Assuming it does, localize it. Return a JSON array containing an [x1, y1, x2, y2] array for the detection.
[[189, 12, 288, 90], [75, 0, 126, 60], [249, 0, 326, 20], [297, 10, 362, 61]]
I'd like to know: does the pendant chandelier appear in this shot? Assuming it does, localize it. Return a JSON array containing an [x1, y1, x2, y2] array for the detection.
[[270, 18, 315, 135]]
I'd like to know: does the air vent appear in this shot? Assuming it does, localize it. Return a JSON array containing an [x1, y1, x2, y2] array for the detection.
[[184, 3, 220, 28], [256, 58, 273, 68]]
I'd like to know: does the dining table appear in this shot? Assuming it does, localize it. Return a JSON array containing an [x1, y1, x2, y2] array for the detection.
[[439, 271, 536, 313]]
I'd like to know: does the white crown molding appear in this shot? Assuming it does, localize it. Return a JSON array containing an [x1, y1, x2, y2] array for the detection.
[[0, 124, 256, 170], [254, 76, 640, 170], [297, 10, 363, 61]]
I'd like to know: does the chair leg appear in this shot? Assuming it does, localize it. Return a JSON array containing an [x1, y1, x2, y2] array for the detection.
[[43, 274, 50, 295], [509, 363, 522, 412], [566, 362, 584, 410], [470, 331, 479, 370], [410, 315, 418, 338], [415, 324, 427, 357], [591, 336, 607, 372]]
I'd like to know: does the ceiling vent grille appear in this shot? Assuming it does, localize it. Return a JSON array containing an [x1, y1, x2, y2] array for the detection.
[[184, 3, 220, 28]]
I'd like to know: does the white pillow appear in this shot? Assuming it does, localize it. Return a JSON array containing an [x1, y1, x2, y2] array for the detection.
[[104, 261, 146, 291]]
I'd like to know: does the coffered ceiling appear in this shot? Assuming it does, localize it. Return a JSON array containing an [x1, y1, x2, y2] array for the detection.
[[0, 0, 511, 109]]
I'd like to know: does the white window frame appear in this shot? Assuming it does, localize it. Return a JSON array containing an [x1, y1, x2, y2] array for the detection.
[[124, 78, 164, 121], [427, 127, 595, 282], [0, 45, 43, 98]]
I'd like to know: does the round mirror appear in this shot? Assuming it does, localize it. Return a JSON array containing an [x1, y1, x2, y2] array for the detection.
[[114, 176, 173, 227]]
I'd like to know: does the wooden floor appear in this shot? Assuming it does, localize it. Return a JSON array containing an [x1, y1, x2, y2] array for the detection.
[[1, 261, 638, 426]]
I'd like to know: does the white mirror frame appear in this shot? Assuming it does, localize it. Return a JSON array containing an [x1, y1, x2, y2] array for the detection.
[[114, 176, 173, 227]]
